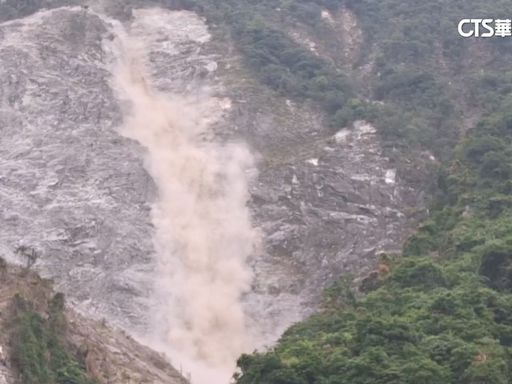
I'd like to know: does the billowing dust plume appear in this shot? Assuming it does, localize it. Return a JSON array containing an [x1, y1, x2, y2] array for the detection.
[[106, 9, 259, 383]]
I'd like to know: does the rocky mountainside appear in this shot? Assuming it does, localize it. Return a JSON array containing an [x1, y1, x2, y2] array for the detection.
[[3, 0, 506, 383], [0, 0, 427, 319], [0, 0, 429, 358]]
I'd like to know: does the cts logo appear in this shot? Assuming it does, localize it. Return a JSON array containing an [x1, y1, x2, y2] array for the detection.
[[458, 19, 495, 37], [458, 19, 512, 38]]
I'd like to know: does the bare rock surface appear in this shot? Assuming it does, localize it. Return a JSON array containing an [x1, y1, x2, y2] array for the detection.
[[0, 0, 429, 369], [0, 6, 157, 331]]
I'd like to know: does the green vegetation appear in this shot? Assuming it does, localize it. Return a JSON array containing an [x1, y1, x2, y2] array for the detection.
[[219, 1, 368, 128], [228, 14, 366, 128], [212, 0, 456, 155], [170, 0, 486, 161], [181, 0, 512, 160], [234, 89, 512, 383], [344, 0, 512, 158], [11, 294, 96, 384], [175, 0, 369, 128]]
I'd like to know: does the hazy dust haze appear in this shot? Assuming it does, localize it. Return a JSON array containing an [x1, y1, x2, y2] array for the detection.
[[104, 9, 260, 383]]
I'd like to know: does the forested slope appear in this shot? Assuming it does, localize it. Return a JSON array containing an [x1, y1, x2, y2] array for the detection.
[[234, 100, 512, 382], [170, 0, 512, 169], [213, 1, 512, 383]]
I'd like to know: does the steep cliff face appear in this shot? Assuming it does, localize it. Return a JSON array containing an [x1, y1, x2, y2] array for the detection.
[[0, 1, 431, 382], [0, 6, 156, 331]]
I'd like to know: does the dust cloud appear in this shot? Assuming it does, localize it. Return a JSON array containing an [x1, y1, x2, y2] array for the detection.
[[106, 10, 260, 384]]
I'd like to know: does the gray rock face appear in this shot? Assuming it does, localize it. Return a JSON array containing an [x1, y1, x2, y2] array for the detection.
[[0, 363, 12, 384], [245, 121, 424, 329], [0, 7, 157, 330], [0, 1, 429, 378], [224, 85, 428, 335]]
